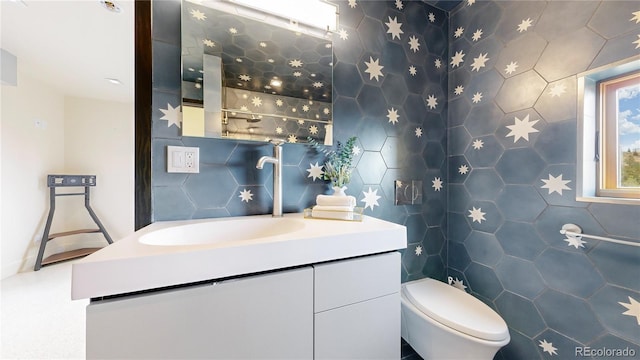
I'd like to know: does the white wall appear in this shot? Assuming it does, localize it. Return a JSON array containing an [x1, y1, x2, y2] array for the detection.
[[63, 96, 134, 246], [1, 67, 134, 279], [1, 67, 66, 278]]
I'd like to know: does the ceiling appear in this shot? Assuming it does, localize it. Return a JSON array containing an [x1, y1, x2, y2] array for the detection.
[[0, 0, 134, 104]]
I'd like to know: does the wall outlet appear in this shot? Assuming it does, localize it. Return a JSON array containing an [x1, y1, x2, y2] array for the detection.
[[167, 146, 199, 173]]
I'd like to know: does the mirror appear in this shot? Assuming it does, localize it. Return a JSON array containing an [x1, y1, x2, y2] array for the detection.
[[181, 0, 334, 143]]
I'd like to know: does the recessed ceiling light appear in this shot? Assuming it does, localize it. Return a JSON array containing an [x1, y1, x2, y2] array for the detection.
[[99, 0, 122, 13], [105, 78, 122, 85], [270, 79, 283, 87]]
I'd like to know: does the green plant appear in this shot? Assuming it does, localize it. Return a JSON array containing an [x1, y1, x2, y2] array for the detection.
[[308, 136, 357, 188]]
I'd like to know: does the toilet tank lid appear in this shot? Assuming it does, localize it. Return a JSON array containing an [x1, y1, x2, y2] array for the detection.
[[403, 278, 509, 341]]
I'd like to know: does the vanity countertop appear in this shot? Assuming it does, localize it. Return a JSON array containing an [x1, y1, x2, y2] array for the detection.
[[71, 213, 407, 300]]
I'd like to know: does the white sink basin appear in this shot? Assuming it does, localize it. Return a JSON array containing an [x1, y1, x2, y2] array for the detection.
[[72, 213, 406, 300], [139, 217, 306, 246]]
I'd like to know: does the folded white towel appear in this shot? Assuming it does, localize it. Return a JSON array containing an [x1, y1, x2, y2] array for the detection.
[[312, 205, 355, 212], [311, 209, 354, 221], [316, 194, 357, 207]]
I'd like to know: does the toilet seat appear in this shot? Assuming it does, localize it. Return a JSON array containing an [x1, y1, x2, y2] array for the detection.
[[402, 278, 509, 342]]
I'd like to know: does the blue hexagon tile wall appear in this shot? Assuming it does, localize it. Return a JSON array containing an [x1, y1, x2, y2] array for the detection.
[[151, 1, 640, 359], [448, 1, 640, 359], [151, 0, 449, 286]]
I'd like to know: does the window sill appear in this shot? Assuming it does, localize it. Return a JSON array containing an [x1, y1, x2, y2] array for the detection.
[[576, 195, 640, 206]]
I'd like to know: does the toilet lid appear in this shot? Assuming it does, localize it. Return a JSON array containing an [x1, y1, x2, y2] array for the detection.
[[403, 278, 509, 341]]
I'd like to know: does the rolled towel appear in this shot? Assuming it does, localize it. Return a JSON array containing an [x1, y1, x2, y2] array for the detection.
[[312, 205, 355, 212], [311, 209, 354, 221], [316, 194, 357, 207]]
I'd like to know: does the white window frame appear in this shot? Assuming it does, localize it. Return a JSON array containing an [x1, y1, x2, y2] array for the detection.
[[576, 55, 640, 205]]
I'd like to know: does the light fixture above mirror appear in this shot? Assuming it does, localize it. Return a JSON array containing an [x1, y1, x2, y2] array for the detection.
[[228, 0, 338, 32]]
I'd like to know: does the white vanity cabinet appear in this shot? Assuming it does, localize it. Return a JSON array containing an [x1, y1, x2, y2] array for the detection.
[[86, 267, 314, 359], [314, 252, 401, 360], [85, 252, 400, 359]]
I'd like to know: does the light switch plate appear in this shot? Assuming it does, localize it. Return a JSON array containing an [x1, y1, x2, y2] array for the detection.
[[167, 146, 199, 173]]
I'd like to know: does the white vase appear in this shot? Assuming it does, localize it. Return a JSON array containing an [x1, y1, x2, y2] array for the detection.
[[332, 186, 347, 196]]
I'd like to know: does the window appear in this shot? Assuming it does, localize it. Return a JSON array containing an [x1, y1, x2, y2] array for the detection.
[[598, 72, 640, 198], [577, 55, 640, 204]]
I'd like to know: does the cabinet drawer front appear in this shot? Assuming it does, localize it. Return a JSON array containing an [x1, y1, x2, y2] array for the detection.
[[314, 252, 400, 312], [87, 267, 314, 359], [315, 293, 400, 360]]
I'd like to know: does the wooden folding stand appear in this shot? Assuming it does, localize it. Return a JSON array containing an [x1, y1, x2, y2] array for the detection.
[[34, 175, 113, 271]]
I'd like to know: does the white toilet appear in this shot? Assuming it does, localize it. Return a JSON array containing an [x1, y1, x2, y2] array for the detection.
[[401, 278, 510, 360]]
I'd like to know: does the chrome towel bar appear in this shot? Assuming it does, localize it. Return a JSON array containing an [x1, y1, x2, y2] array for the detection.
[[560, 223, 640, 248]]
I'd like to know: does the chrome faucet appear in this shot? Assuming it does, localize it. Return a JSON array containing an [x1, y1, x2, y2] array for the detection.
[[256, 139, 285, 217]]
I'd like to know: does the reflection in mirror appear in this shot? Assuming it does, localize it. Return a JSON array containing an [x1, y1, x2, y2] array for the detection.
[[181, 0, 335, 144]]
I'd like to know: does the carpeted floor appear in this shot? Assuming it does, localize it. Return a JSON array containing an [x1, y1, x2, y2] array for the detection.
[[1, 261, 86, 359]]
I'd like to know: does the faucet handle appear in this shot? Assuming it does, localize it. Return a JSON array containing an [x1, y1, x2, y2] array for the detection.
[[270, 138, 286, 146]]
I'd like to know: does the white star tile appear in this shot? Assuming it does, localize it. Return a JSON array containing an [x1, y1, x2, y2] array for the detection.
[[472, 29, 483, 41], [426, 95, 438, 109], [387, 108, 400, 125], [408, 35, 421, 52], [619, 296, 640, 325], [190, 8, 206, 21], [470, 52, 489, 72], [432, 177, 443, 191], [472, 92, 483, 104], [564, 236, 586, 249], [505, 61, 519, 75], [364, 57, 384, 81], [251, 96, 263, 107], [159, 103, 182, 128], [451, 50, 465, 68], [549, 83, 567, 97], [541, 174, 571, 195], [518, 18, 533, 32], [505, 114, 539, 143], [306, 162, 324, 181], [538, 339, 558, 356], [338, 29, 349, 41], [449, 277, 467, 291], [385, 16, 404, 40], [468, 207, 486, 223], [239, 189, 253, 203], [361, 187, 381, 210]]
